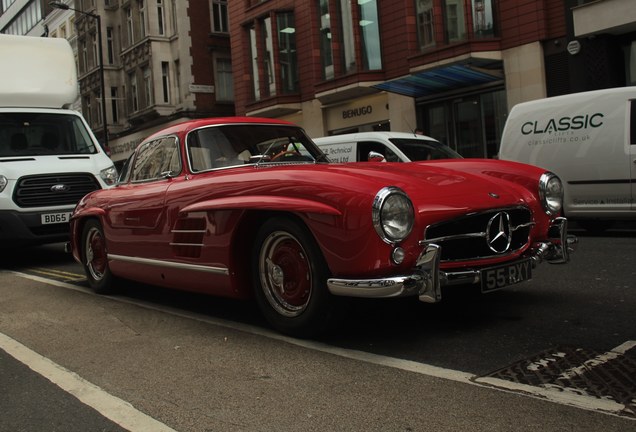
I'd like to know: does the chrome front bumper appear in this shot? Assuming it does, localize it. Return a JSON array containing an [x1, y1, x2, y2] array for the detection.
[[327, 217, 578, 304]]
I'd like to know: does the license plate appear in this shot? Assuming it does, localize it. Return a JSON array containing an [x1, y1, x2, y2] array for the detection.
[[481, 259, 532, 293], [41, 212, 71, 225]]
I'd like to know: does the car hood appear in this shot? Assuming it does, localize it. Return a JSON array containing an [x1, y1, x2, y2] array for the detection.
[[232, 159, 544, 217]]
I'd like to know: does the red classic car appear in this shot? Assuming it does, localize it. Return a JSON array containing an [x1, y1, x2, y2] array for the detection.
[[68, 117, 576, 337]]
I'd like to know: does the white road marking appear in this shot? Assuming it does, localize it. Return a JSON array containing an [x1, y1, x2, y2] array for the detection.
[[7, 270, 636, 421], [0, 332, 177, 432]]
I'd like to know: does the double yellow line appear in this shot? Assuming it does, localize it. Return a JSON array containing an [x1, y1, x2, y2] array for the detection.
[[29, 267, 86, 283]]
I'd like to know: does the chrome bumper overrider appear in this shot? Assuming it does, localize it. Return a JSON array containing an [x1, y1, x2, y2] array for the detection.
[[327, 217, 578, 304]]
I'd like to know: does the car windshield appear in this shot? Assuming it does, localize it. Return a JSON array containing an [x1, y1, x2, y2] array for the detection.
[[0, 113, 99, 157], [187, 124, 328, 172], [389, 138, 462, 161]]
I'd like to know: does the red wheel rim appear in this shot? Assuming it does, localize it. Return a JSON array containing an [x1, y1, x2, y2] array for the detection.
[[85, 226, 107, 281], [259, 231, 312, 317]]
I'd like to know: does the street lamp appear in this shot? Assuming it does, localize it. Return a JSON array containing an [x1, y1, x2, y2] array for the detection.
[[49, 1, 108, 152]]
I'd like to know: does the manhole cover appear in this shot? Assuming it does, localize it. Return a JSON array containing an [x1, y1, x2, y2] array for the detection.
[[480, 344, 636, 418]]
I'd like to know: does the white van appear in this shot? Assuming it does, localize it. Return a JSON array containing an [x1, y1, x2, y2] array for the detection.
[[499, 87, 636, 230], [0, 34, 117, 247], [313, 131, 462, 163]]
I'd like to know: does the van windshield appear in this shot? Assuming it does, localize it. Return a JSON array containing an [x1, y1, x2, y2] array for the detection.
[[0, 113, 98, 157], [389, 138, 462, 161]]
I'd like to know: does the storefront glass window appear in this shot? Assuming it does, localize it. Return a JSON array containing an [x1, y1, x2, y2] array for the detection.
[[443, 0, 466, 43], [358, 0, 382, 70], [277, 13, 298, 93], [481, 89, 507, 158], [415, 0, 435, 50], [318, 0, 335, 80], [420, 89, 506, 158], [471, 0, 495, 38]]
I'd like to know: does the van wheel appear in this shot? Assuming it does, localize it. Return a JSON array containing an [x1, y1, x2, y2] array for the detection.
[[252, 217, 342, 337], [81, 219, 116, 294]]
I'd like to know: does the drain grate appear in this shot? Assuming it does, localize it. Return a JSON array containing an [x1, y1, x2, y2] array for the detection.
[[480, 344, 636, 418]]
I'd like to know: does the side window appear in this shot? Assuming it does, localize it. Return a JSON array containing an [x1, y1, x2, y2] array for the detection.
[[130, 136, 181, 182], [357, 140, 400, 162]]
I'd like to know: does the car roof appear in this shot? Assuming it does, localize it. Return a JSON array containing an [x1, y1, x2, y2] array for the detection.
[[313, 131, 440, 143]]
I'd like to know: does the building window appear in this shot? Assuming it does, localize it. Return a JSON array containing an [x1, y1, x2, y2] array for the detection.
[[317, 0, 381, 79], [157, 0, 165, 35], [211, 0, 228, 33], [263, 17, 276, 97], [130, 72, 139, 112], [248, 12, 299, 101], [60, 24, 67, 39], [161, 62, 170, 103], [472, 0, 495, 38], [91, 33, 98, 69], [318, 0, 334, 80], [110, 87, 119, 124], [96, 90, 103, 126], [174, 60, 181, 103], [171, 0, 178, 34], [215, 57, 234, 101], [143, 66, 153, 107], [3, 0, 41, 35], [106, 27, 114, 64], [84, 96, 92, 125], [249, 26, 260, 101], [338, 0, 356, 73], [81, 39, 88, 73], [277, 13, 297, 93], [126, 7, 134, 45], [358, 0, 382, 70], [443, 0, 466, 43], [138, 0, 146, 38], [415, 0, 435, 50]]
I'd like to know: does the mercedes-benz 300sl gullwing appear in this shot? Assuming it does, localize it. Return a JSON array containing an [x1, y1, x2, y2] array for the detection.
[[68, 117, 576, 337]]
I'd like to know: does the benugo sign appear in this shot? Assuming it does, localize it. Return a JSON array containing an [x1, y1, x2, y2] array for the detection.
[[325, 93, 388, 130]]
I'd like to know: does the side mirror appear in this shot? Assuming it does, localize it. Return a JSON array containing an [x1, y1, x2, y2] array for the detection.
[[368, 151, 386, 163]]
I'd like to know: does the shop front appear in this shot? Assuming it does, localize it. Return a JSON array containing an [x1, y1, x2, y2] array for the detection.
[[374, 59, 506, 158]]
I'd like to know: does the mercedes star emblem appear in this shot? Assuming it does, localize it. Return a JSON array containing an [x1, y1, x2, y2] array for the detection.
[[486, 211, 512, 253]]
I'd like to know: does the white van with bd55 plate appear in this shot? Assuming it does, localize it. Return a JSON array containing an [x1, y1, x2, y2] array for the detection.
[[499, 87, 636, 231], [0, 34, 117, 247]]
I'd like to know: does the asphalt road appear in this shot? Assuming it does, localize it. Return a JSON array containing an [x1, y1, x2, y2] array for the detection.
[[0, 222, 634, 431]]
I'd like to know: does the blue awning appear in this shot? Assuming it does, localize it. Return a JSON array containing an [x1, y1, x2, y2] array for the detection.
[[374, 62, 503, 98]]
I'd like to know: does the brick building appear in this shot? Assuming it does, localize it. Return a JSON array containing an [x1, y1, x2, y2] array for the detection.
[[229, 0, 636, 158]]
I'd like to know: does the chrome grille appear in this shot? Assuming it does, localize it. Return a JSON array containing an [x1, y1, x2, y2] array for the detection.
[[423, 207, 534, 262], [13, 173, 101, 208]]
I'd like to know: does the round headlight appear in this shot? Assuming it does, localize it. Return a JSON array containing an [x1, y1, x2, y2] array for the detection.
[[539, 172, 563, 215], [372, 186, 414, 244], [0, 175, 7, 193]]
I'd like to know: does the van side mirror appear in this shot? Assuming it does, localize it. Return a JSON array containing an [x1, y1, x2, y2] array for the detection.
[[368, 151, 386, 163]]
